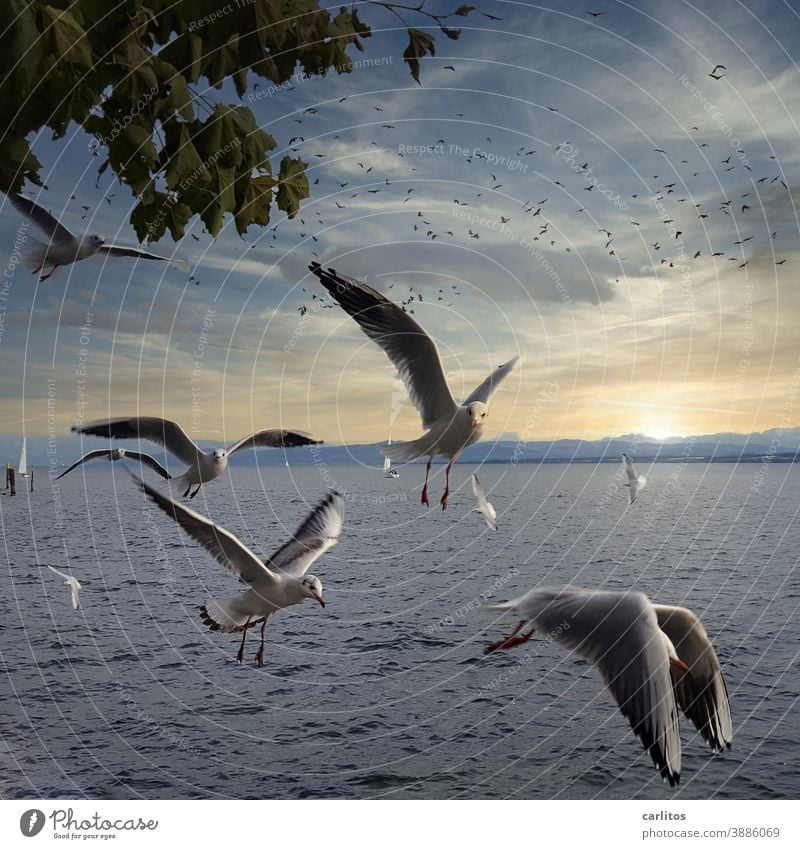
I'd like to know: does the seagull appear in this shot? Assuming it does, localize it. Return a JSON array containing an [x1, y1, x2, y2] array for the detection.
[[5, 193, 188, 281], [134, 475, 344, 666], [471, 474, 497, 530], [309, 262, 518, 509], [622, 453, 647, 504], [55, 448, 171, 481], [484, 587, 732, 785], [73, 417, 321, 498], [47, 565, 82, 610]]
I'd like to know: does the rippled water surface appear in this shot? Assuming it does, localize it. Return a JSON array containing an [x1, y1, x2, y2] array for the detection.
[[1, 462, 798, 799]]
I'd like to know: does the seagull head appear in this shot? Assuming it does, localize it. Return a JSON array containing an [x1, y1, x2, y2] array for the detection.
[[211, 448, 227, 463], [466, 401, 488, 428], [88, 234, 105, 248], [300, 575, 325, 607], [113, 448, 126, 460]]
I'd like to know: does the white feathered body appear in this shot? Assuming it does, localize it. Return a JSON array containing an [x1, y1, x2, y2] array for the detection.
[[202, 577, 309, 633], [171, 452, 227, 490], [381, 407, 482, 461], [25, 233, 101, 271]]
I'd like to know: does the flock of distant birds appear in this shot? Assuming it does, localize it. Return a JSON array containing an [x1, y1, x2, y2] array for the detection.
[[4, 24, 745, 786]]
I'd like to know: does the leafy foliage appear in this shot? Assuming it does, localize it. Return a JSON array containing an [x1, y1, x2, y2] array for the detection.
[[0, 1, 474, 242]]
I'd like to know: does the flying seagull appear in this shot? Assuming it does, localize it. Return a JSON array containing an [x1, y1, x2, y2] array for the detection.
[[471, 474, 497, 530], [55, 448, 171, 481], [485, 586, 732, 785], [309, 262, 518, 509], [134, 475, 344, 666], [622, 453, 647, 504], [709, 64, 727, 80], [73, 417, 321, 497], [47, 565, 82, 610], [5, 193, 188, 281]]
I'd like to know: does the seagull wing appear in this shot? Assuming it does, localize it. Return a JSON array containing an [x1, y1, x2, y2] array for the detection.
[[47, 566, 82, 609], [99, 245, 189, 268], [622, 453, 638, 482], [463, 357, 519, 405], [266, 491, 345, 577], [653, 604, 733, 751], [471, 474, 497, 530], [68, 579, 82, 609], [123, 451, 172, 480], [133, 475, 280, 586], [55, 449, 114, 480], [309, 263, 457, 429], [73, 417, 201, 466], [491, 588, 682, 785], [7, 193, 75, 243], [227, 429, 322, 455]]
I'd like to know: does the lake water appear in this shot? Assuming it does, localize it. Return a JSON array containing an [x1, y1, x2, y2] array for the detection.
[[1, 462, 798, 799]]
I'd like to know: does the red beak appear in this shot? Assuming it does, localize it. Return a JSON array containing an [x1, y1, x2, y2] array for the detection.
[[314, 593, 325, 608], [670, 657, 689, 673]]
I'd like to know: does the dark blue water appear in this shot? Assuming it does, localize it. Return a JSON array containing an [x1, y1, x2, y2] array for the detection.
[[1, 462, 798, 799]]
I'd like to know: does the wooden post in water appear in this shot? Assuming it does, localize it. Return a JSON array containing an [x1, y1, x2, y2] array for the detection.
[[4, 464, 8, 489], [8, 466, 15, 496], [30, 467, 34, 492]]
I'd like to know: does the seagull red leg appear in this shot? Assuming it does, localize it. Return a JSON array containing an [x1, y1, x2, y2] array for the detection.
[[440, 459, 455, 509], [421, 456, 433, 507], [236, 618, 251, 664], [254, 619, 267, 667], [485, 621, 536, 654]]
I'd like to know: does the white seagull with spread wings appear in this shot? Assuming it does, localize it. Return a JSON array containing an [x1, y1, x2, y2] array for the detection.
[[309, 262, 518, 508], [47, 566, 82, 610], [135, 476, 344, 666], [55, 447, 171, 481], [471, 474, 498, 530], [73, 416, 322, 497], [622, 452, 647, 504], [5, 193, 188, 281], [485, 586, 732, 786]]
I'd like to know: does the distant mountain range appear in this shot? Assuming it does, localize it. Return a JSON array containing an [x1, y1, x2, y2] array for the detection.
[[2, 428, 798, 472]]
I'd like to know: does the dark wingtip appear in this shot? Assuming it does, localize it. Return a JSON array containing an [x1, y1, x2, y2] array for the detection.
[[199, 605, 222, 632]]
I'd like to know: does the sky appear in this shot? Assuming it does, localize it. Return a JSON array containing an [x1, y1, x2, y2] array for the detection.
[[2, 0, 800, 449]]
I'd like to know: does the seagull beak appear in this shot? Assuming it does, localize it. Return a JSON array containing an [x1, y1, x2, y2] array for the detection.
[[314, 593, 325, 608], [670, 657, 689, 673], [470, 418, 479, 428]]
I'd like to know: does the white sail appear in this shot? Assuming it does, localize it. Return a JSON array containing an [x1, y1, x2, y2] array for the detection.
[[384, 437, 392, 473], [383, 438, 398, 477], [18, 438, 28, 476]]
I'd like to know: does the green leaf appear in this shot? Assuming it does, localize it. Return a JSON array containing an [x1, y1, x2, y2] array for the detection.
[[234, 174, 276, 234], [403, 28, 436, 85], [164, 122, 208, 191], [199, 165, 237, 236], [275, 156, 309, 219], [39, 6, 93, 68], [131, 192, 192, 243]]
